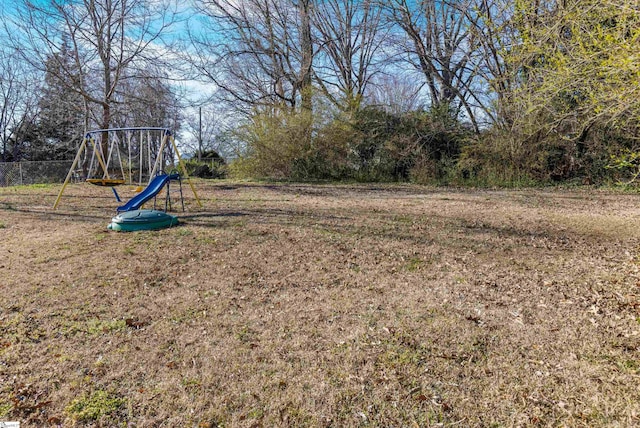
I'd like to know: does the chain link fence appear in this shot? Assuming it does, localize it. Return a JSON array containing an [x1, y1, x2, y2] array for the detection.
[[0, 160, 75, 187]]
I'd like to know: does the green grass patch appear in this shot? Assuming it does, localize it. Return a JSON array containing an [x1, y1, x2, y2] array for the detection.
[[66, 390, 126, 422], [62, 319, 127, 337], [85, 319, 127, 335], [0, 401, 11, 418], [618, 359, 640, 374], [405, 257, 425, 272], [176, 228, 194, 237], [26, 183, 56, 189], [196, 235, 217, 245]]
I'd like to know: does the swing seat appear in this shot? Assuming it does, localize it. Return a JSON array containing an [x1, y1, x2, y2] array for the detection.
[[86, 178, 126, 187]]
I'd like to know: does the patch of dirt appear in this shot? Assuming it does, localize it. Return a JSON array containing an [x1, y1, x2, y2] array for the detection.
[[1, 181, 639, 426]]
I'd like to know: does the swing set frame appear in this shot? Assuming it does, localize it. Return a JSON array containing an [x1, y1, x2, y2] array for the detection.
[[53, 127, 202, 209]]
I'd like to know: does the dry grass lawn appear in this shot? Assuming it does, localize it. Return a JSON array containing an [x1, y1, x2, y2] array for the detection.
[[1, 180, 639, 427]]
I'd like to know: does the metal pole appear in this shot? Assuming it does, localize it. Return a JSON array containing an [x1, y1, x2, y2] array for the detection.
[[53, 138, 87, 209], [198, 106, 202, 162], [139, 130, 143, 185], [170, 135, 203, 207]]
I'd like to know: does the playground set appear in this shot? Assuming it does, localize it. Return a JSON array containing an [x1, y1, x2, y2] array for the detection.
[[53, 127, 202, 231]]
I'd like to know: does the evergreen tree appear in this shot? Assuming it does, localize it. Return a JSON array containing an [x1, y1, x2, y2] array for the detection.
[[32, 38, 86, 160]]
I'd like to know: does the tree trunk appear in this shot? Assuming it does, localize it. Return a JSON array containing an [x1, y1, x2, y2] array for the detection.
[[299, 0, 313, 113]]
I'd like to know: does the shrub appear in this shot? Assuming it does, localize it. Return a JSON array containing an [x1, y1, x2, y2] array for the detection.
[[348, 104, 470, 183], [455, 129, 540, 187], [457, 120, 636, 187], [230, 109, 313, 179], [228, 103, 471, 183], [291, 116, 355, 180], [185, 150, 227, 179]]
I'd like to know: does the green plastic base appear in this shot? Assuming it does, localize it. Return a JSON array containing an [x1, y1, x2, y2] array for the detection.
[[108, 209, 179, 232]]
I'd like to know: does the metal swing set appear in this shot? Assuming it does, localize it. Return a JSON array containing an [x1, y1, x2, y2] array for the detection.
[[53, 127, 202, 209]]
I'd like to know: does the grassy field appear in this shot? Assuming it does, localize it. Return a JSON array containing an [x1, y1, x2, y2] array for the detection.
[[1, 180, 639, 427]]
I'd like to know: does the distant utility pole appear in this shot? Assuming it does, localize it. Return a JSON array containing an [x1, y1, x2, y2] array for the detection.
[[198, 106, 202, 161]]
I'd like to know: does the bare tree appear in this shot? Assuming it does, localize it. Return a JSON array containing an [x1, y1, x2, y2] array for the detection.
[[366, 73, 424, 114], [456, 0, 521, 128], [298, 0, 313, 112], [113, 65, 182, 131], [0, 49, 40, 161], [182, 105, 236, 159], [384, 0, 487, 132], [312, 0, 387, 112], [189, 0, 314, 114], [6, 0, 179, 138]]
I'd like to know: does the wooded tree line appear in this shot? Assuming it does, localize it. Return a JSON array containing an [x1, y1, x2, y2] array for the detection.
[[1, 0, 639, 185]]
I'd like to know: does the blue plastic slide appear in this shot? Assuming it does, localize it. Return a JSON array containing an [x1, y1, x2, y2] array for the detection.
[[116, 173, 179, 212]]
